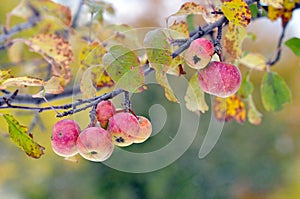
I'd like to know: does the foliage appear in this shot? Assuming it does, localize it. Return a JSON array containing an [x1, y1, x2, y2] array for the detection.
[[0, 0, 299, 178]]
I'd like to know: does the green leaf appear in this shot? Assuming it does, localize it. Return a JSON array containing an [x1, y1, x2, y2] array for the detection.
[[238, 71, 254, 99], [261, 72, 291, 111], [285, 37, 300, 57], [144, 29, 172, 68], [185, 73, 208, 113], [144, 29, 181, 102], [102, 45, 144, 92], [3, 114, 45, 159]]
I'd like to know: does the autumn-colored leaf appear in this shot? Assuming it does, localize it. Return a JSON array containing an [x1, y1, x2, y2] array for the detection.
[[79, 41, 107, 70], [80, 65, 114, 99], [213, 94, 246, 123], [185, 73, 208, 113], [154, 65, 178, 102], [8, 0, 72, 27], [261, 71, 291, 111], [268, 0, 297, 27], [222, 0, 251, 27], [169, 2, 207, 17], [0, 76, 44, 90], [3, 114, 45, 159], [0, 70, 13, 85], [248, 95, 262, 125], [224, 23, 247, 60], [170, 21, 189, 38], [239, 53, 267, 71], [261, 0, 284, 8], [22, 33, 74, 87], [43, 76, 64, 94]]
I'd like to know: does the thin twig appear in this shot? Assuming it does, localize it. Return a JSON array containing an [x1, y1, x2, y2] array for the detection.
[[267, 24, 287, 66]]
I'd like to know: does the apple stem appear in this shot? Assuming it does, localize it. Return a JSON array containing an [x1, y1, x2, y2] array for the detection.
[[214, 25, 223, 62]]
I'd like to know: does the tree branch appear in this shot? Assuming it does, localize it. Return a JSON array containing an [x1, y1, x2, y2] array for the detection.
[[0, 6, 40, 45]]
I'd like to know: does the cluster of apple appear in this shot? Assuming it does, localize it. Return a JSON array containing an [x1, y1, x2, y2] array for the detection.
[[51, 100, 152, 162], [184, 38, 241, 98]]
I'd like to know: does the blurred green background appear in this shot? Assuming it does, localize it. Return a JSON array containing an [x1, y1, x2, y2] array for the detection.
[[1, 0, 300, 199]]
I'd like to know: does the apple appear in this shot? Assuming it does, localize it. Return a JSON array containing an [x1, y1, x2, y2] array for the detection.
[[76, 127, 114, 162], [184, 38, 214, 69], [133, 116, 152, 144], [51, 119, 81, 157], [96, 100, 116, 129], [198, 61, 241, 98], [107, 112, 140, 147]]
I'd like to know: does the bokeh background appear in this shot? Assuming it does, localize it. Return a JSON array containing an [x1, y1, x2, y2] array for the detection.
[[1, 0, 300, 198]]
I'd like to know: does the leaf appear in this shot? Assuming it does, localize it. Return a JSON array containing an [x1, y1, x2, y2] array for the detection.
[[79, 41, 107, 70], [168, 2, 207, 17], [144, 29, 180, 102], [213, 94, 246, 123], [239, 53, 267, 71], [224, 23, 248, 60], [170, 21, 189, 38], [261, 71, 291, 111], [102, 45, 144, 92], [3, 114, 45, 159], [0, 76, 44, 90], [261, 0, 284, 8], [285, 37, 300, 57], [80, 65, 114, 99], [0, 70, 13, 85], [8, 0, 72, 26], [248, 95, 262, 125], [222, 0, 251, 27], [144, 29, 172, 68], [43, 76, 64, 94], [185, 73, 208, 113], [23, 33, 74, 86], [268, 0, 297, 27], [238, 71, 254, 99], [154, 65, 178, 102]]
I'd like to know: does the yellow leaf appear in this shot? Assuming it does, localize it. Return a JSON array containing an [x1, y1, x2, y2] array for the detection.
[[80, 65, 114, 99], [0, 76, 44, 89], [224, 23, 247, 60], [248, 95, 262, 125], [170, 21, 189, 38], [213, 94, 246, 123], [268, 0, 296, 27], [3, 114, 45, 159], [222, 0, 251, 27], [23, 33, 73, 85], [79, 41, 107, 70], [170, 2, 207, 16], [185, 73, 209, 113], [239, 53, 267, 71], [0, 70, 13, 85], [44, 76, 64, 94], [261, 0, 283, 8]]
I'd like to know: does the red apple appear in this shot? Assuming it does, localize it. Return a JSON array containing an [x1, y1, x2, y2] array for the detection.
[[184, 38, 214, 69], [198, 61, 241, 98], [76, 127, 114, 162], [96, 100, 116, 129], [51, 119, 81, 157], [133, 116, 152, 144], [107, 112, 140, 147]]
